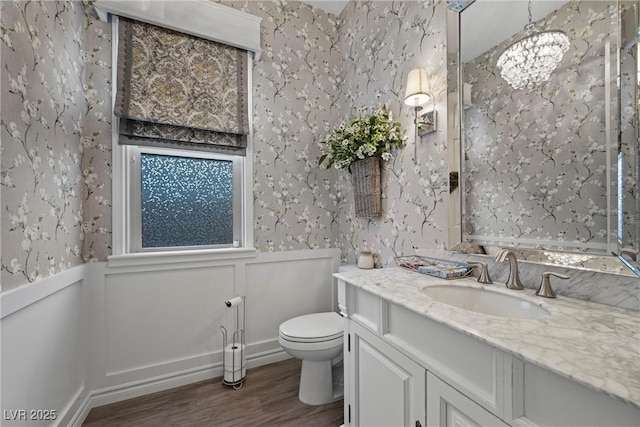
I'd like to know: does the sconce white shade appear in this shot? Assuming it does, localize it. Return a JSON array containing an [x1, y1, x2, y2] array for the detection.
[[404, 68, 431, 107]]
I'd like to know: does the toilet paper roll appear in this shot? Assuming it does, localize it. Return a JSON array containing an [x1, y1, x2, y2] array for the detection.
[[224, 343, 246, 383], [225, 296, 244, 308], [224, 343, 245, 368]]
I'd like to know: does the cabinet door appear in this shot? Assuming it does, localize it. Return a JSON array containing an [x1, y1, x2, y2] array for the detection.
[[426, 372, 507, 427], [348, 321, 425, 427]]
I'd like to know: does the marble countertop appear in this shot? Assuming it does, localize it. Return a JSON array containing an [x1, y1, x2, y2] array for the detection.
[[334, 267, 640, 408]]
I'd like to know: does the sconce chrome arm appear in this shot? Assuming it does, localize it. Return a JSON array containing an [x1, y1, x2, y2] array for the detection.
[[412, 105, 422, 162], [417, 109, 436, 136], [410, 106, 437, 163]]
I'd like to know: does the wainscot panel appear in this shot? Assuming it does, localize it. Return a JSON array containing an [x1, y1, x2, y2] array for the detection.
[[0, 266, 87, 427], [245, 251, 339, 345], [89, 248, 340, 407], [104, 266, 235, 377]]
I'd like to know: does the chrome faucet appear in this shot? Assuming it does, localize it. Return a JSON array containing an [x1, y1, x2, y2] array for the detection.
[[493, 249, 525, 290]]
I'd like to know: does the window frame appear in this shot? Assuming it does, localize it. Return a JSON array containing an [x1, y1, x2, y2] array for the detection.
[[130, 146, 243, 253], [109, 18, 255, 265]]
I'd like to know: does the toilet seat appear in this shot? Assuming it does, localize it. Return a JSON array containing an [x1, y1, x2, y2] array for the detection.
[[279, 312, 343, 343], [279, 334, 344, 352]]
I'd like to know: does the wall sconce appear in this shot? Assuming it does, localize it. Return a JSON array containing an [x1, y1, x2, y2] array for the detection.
[[404, 68, 436, 162]]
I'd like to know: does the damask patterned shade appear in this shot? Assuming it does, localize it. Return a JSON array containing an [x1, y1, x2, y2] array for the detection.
[[114, 18, 249, 154]]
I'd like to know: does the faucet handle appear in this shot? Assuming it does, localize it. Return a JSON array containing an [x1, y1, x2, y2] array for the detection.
[[468, 261, 492, 284], [536, 272, 570, 298]]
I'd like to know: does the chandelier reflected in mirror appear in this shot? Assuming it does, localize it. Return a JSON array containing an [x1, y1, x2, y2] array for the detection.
[[496, 1, 570, 90]]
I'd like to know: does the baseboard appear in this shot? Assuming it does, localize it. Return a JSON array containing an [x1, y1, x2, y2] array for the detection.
[[91, 362, 226, 408], [54, 385, 89, 427], [68, 392, 93, 427], [72, 348, 290, 425], [246, 345, 291, 369]]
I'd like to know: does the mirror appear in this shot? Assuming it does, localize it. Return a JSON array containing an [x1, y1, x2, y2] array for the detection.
[[448, 0, 639, 276], [619, 1, 639, 274]]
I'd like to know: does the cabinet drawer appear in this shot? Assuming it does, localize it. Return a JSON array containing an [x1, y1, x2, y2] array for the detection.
[[509, 359, 640, 427], [385, 303, 503, 416]]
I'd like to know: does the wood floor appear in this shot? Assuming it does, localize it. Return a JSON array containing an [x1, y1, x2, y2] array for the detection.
[[83, 358, 344, 427]]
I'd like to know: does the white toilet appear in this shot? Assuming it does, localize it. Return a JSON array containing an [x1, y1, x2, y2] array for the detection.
[[278, 312, 344, 405]]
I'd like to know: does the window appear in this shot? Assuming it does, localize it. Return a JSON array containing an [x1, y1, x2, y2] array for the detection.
[[109, 15, 255, 259], [130, 147, 242, 251]]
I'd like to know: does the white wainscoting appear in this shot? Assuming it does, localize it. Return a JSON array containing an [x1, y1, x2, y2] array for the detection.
[[1, 248, 341, 426], [0, 266, 88, 427]]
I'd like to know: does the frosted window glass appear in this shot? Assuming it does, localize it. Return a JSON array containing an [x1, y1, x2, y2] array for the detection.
[[141, 153, 233, 248]]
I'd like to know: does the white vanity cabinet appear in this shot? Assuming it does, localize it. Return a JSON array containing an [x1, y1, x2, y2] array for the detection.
[[347, 321, 425, 427], [340, 279, 504, 427], [338, 279, 640, 427]]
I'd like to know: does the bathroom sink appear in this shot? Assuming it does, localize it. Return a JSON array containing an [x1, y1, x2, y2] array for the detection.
[[421, 285, 550, 319]]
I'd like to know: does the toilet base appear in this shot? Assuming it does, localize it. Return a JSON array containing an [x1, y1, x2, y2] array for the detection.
[[298, 359, 343, 405]]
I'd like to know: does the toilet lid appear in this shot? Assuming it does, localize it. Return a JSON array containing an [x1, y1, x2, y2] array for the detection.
[[280, 312, 343, 342]]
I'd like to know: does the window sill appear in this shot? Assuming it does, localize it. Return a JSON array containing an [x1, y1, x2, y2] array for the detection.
[[107, 247, 257, 270]]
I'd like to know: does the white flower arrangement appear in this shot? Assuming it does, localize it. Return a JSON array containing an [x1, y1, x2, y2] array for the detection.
[[318, 104, 406, 170]]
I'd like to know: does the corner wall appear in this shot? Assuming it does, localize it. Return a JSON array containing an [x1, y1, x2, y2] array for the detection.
[[336, 1, 451, 265]]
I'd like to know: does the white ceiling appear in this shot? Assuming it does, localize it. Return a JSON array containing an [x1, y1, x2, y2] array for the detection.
[[299, 0, 348, 16]]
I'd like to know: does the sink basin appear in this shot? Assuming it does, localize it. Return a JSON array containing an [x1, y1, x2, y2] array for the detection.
[[421, 285, 550, 319]]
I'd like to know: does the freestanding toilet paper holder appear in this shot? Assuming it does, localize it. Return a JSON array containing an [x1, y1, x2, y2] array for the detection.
[[220, 296, 246, 389]]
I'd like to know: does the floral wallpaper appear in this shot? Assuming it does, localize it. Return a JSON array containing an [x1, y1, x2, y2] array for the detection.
[[78, 1, 112, 263], [462, 1, 615, 253], [1, 1, 86, 290], [1, 1, 112, 291], [11, 0, 621, 290], [1, 0, 343, 290], [219, 0, 342, 252], [336, 0, 450, 265]]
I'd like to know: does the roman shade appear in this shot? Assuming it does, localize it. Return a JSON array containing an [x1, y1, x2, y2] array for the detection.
[[114, 18, 249, 154]]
